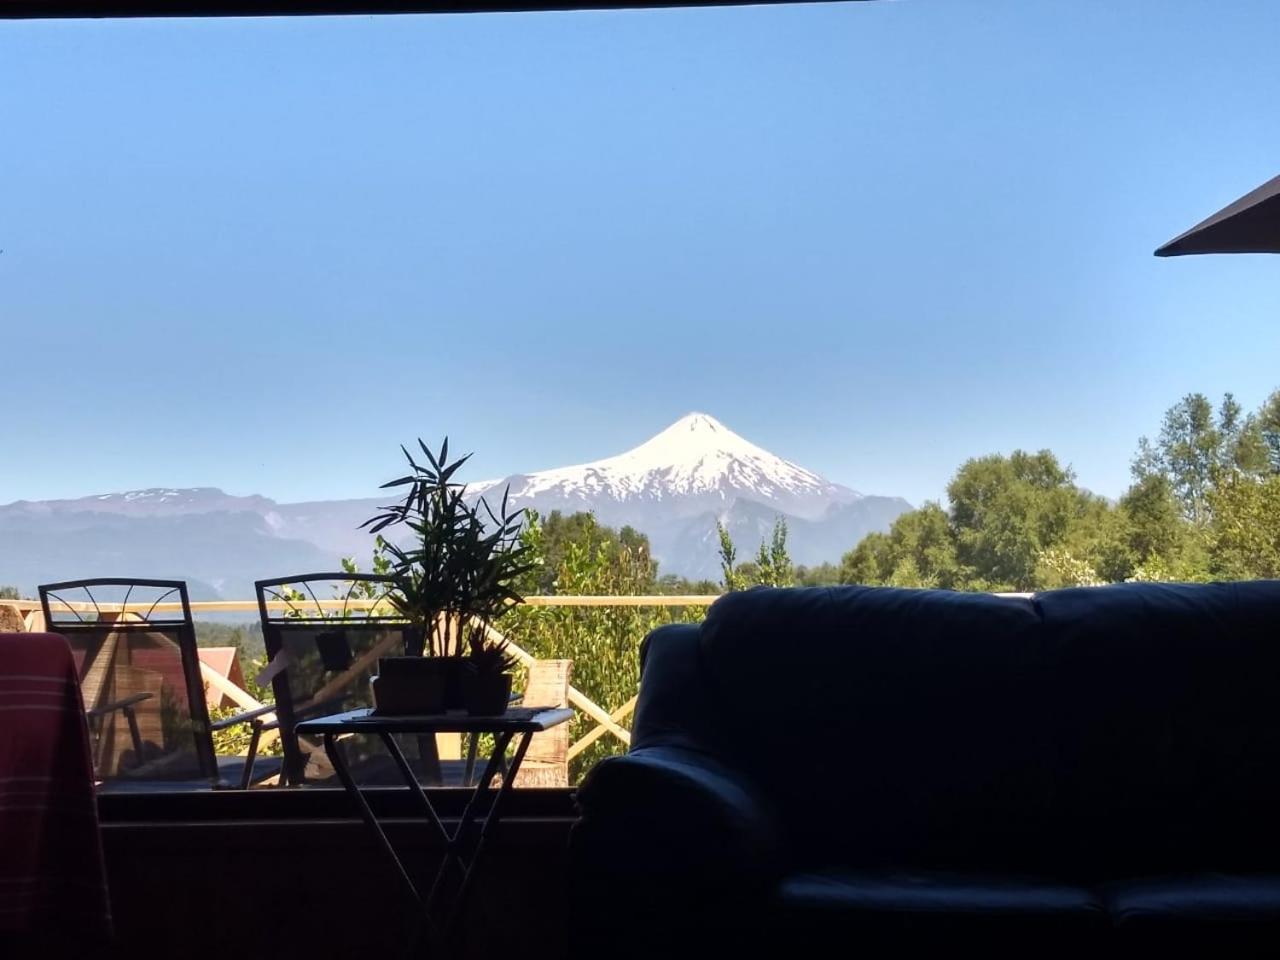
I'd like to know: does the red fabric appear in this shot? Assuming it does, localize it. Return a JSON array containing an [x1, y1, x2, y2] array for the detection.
[[0, 633, 111, 939]]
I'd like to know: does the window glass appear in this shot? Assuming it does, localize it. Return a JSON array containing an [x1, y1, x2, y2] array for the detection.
[[3, 3, 1279, 788]]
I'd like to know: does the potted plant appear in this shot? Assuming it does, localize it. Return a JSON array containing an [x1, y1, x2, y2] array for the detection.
[[461, 632, 518, 715], [362, 437, 534, 712]]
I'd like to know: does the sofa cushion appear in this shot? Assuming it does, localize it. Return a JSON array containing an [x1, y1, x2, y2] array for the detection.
[[698, 586, 1055, 867], [1104, 874, 1280, 926], [780, 867, 1103, 916], [1040, 581, 1280, 872], [775, 868, 1105, 954]]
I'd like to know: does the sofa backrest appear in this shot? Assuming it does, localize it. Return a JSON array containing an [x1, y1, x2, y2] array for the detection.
[[688, 581, 1280, 874], [1038, 580, 1280, 874]]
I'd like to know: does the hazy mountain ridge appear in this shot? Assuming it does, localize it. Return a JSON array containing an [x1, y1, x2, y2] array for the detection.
[[0, 414, 911, 594]]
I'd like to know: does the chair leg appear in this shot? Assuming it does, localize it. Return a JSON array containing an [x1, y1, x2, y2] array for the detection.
[[417, 734, 443, 785], [123, 705, 144, 759], [464, 734, 479, 786], [240, 720, 264, 790]]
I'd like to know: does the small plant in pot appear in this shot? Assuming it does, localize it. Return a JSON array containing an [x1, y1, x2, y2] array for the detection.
[[462, 632, 519, 716], [362, 437, 534, 713]]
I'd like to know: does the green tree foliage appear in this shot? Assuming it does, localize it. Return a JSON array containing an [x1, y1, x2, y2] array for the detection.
[[0, 585, 20, 600], [794, 563, 841, 587], [1133, 392, 1271, 523], [753, 517, 795, 587], [523, 510, 657, 594], [841, 501, 959, 588], [504, 510, 704, 779], [717, 521, 743, 592], [946, 450, 1107, 590], [194, 621, 266, 659], [1206, 472, 1280, 580], [717, 517, 794, 590], [843, 387, 1280, 590], [1257, 390, 1280, 473]]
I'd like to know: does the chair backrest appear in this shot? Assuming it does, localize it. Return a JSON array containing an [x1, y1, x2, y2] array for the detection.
[[255, 573, 411, 785], [515, 659, 572, 787], [37, 579, 216, 788]]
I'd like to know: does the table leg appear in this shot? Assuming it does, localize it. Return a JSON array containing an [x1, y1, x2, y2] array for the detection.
[[439, 730, 533, 943], [384, 731, 511, 959], [380, 732, 450, 840], [423, 732, 513, 919], [323, 732, 423, 904]]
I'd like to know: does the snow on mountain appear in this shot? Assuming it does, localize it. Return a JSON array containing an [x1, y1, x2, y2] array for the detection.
[[467, 413, 908, 579], [491, 413, 863, 521]]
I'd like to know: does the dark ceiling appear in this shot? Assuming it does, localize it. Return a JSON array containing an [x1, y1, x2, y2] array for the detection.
[[2, 0, 863, 19]]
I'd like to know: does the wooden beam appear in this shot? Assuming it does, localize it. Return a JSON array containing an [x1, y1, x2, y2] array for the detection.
[[566, 695, 636, 760], [198, 661, 282, 751]]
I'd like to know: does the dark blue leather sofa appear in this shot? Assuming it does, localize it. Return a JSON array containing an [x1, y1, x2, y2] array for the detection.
[[570, 582, 1280, 957]]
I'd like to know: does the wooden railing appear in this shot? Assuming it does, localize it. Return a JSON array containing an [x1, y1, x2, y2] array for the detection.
[[2, 595, 718, 767]]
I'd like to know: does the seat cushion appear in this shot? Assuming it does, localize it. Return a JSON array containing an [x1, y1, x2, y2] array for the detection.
[[773, 868, 1106, 955], [780, 867, 1104, 916], [1105, 873, 1280, 926], [1103, 874, 1280, 952]]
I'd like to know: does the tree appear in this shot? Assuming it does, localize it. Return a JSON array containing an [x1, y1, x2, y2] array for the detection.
[[1133, 392, 1269, 523], [840, 531, 894, 586], [524, 510, 658, 594], [717, 521, 744, 592], [717, 517, 794, 589], [753, 517, 795, 588], [840, 502, 959, 588], [794, 562, 841, 587], [841, 451, 1120, 592], [506, 510, 704, 780], [1257, 389, 1280, 474], [947, 450, 1099, 591], [0, 586, 19, 600], [1206, 473, 1280, 580]]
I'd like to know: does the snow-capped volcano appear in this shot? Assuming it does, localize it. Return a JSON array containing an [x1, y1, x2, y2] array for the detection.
[[490, 413, 862, 521]]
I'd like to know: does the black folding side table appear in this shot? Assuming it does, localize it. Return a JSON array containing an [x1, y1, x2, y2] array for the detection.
[[296, 706, 574, 957]]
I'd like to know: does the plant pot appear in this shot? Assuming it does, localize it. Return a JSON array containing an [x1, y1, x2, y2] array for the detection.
[[403, 626, 426, 658], [443, 657, 472, 710], [376, 656, 473, 711], [461, 672, 513, 716], [375, 657, 449, 713], [370, 671, 445, 715]]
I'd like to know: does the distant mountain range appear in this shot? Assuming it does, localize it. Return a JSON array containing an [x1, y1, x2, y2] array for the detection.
[[0, 413, 912, 597]]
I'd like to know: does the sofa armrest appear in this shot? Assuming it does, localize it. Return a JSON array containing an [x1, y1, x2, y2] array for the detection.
[[577, 745, 779, 866], [570, 745, 780, 957]]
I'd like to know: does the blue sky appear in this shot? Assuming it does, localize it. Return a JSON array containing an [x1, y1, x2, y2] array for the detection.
[[2, 0, 1278, 509]]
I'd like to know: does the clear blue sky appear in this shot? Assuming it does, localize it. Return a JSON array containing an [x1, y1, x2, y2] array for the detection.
[[2, 1, 1278, 509]]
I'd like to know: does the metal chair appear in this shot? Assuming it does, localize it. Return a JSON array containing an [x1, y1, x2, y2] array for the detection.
[[255, 572, 462, 786], [36, 578, 277, 791]]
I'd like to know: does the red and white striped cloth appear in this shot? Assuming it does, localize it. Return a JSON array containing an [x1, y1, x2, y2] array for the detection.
[[0, 632, 111, 941]]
